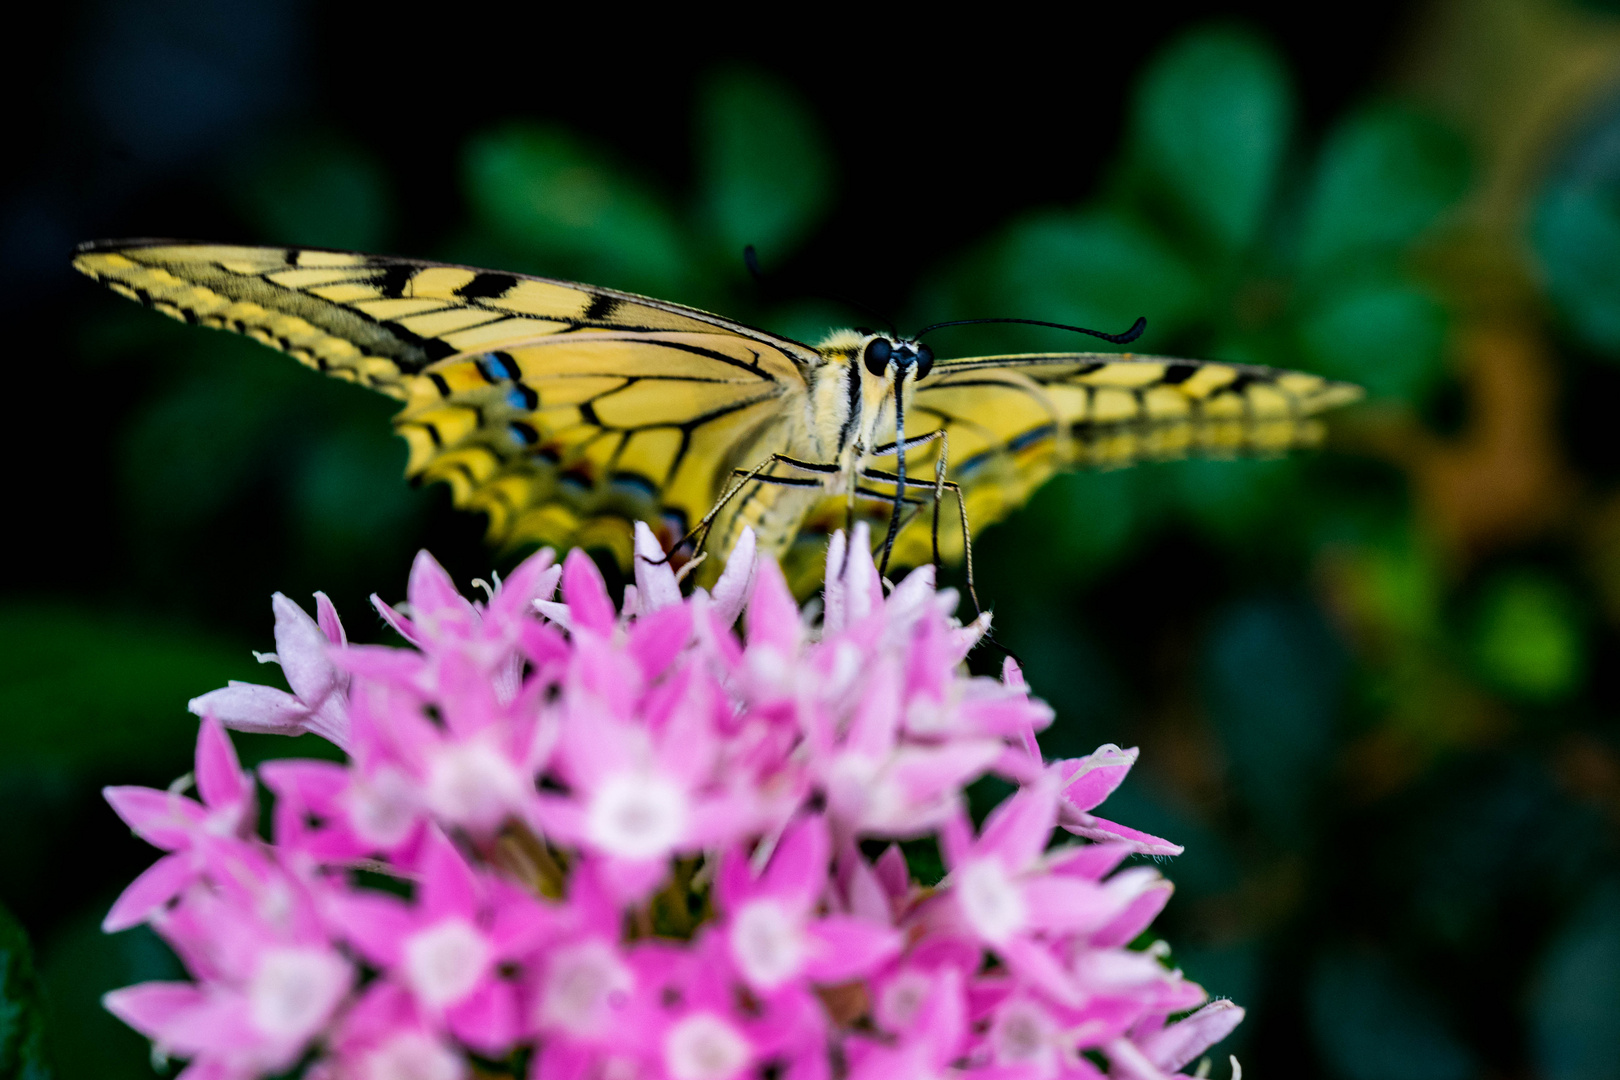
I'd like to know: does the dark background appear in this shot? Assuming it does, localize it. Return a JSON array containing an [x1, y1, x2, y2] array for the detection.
[[4, 2, 1620, 1079]]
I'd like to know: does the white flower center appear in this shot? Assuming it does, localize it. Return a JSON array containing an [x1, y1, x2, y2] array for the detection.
[[730, 900, 805, 989], [877, 970, 932, 1031], [248, 946, 349, 1041], [992, 1000, 1055, 1070], [957, 858, 1027, 945], [426, 741, 527, 832], [539, 939, 632, 1037], [346, 766, 419, 848], [362, 1032, 466, 1080], [665, 1012, 750, 1080], [586, 773, 687, 860], [404, 918, 490, 1008]]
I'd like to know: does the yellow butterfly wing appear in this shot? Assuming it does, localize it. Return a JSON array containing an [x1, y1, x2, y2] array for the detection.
[[872, 351, 1363, 567], [72, 241, 817, 564]]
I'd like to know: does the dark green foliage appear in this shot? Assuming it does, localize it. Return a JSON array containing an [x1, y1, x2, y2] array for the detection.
[[0, 904, 51, 1080]]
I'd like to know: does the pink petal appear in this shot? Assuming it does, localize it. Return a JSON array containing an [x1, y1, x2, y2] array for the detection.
[[194, 716, 249, 811], [715, 844, 753, 913], [874, 844, 909, 900], [487, 547, 558, 625], [762, 815, 830, 908], [188, 682, 309, 736], [822, 531, 849, 632], [1135, 1000, 1245, 1071], [102, 981, 205, 1038], [1060, 813, 1183, 857], [314, 591, 346, 645], [326, 892, 414, 967], [1091, 872, 1175, 948], [805, 915, 901, 982], [102, 785, 206, 848], [632, 522, 683, 612], [1022, 876, 1115, 934], [103, 852, 194, 930], [419, 829, 482, 919], [518, 619, 571, 670], [563, 549, 617, 634], [710, 527, 758, 627], [746, 558, 799, 652], [408, 550, 475, 629], [628, 604, 693, 680], [977, 780, 1058, 871], [331, 644, 427, 686], [593, 855, 669, 906], [998, 935, 1083, 1008], [446, 980, 521, 1054], [1054, 745, 1138, 814], [272, 592, 344, 705], [371, 594, 424, 646], [844, 658, 901, 757], [1105, 1036, 1177, 1080], [841, 523, 884, 625], [1045, 841, 1133, 881]]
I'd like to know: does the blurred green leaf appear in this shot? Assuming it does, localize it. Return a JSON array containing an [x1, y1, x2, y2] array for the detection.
[[982, 470, 1141, 586], [1130, 27, 1292, 254], [1203, 599, 1342, 837], [971, 208, 1207, 349], [233, 130, 394, 251], [1309, 948, 1475, 1080], [462, 123, 687, 294], [1169, 457, 1299, 546], [39, 915, 179, 1080], [1298, 105, 1469, 275], [1470, 572, 1583, 701], [695, 69, 832, 265], [1295, 279, 1448, 400], [0, 904, 51, 1080], [1531, 882, 1620, 1080], [1532, 182, 1620, 355], [290, 424, 421, 571], [0, 604, 247, 771], [121, 366, 293, 530]]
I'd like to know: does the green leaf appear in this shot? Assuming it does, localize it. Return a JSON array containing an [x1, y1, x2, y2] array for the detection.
[[1309, 948, 1475, 1080], [0, 604, 250, 772], [1298, 105, 1469, 274], [462, 123, 688, 295], [290, 423, 422, 571], [1296, 279, 1448, 400], [1130, 26, 1293, 254], [969, 208, 1207, 353], [1530, 882, 1620, 1080], [234, 130, 394, 251], [1471, 572, 1584, 701], [695, 68, 832, 265], [1203, 599, 1342, 838], [1532, 182, 1620, 355], [0, 904, 51, 1080], [39, 914, 181, 1080]]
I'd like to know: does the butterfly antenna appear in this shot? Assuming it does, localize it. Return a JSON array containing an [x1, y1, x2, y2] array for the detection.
[[913, 315, 1147, 345], [742, 245, 898, 336]]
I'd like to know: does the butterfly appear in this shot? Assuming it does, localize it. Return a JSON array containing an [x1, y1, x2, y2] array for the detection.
[[73, 241, 1362, 597]]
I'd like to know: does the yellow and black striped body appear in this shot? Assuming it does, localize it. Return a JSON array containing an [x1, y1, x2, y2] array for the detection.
[[73, 241, 1362, 575]]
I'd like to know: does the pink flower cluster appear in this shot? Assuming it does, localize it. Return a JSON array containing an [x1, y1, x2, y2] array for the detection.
[[102, 523, 1243, 1080]]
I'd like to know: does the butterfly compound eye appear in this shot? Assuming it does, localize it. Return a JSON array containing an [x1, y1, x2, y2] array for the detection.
[[863, 338, 892, 376], [915, 343, 934, 379]]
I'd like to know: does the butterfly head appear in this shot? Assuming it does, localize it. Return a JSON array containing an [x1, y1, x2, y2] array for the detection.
[[857, 331, 934, 382]]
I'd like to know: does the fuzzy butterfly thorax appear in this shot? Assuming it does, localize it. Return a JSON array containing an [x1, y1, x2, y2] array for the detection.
[[72, 241, 1363, 592]]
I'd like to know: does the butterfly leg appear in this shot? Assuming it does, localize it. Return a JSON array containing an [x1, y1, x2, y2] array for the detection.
[[857, 468, 980, 618], [653, 453, 837, 565], [868, 429, 949, 571]]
